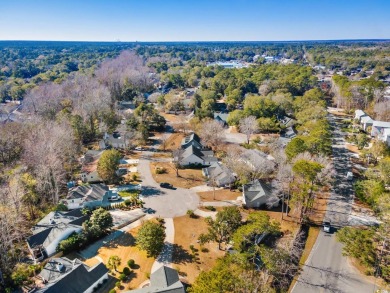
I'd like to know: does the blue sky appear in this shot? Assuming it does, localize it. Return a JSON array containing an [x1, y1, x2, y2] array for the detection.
[[0, 0, 389, 41]]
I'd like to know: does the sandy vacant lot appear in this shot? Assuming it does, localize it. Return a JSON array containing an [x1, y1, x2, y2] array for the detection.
[[172, 215, 225, 284], [84, 226, 154, 291], [197, 189, 241, 202], [150, 162, 205, 189], [160, 133, 186, 151]]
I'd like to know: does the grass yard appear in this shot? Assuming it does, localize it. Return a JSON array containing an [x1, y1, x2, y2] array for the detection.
[[197, 189, 241, 202], [299, 227, 320, 266], [160, 113, 186, 123], [172, 216, 225, 284], [84, 226, 154, 291], [150, 162, 205, 189]]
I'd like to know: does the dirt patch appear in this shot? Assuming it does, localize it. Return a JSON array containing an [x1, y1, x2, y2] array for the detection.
[[173, 216, 225, 284], [309, 191, 330, 225], [197, 189, 241, 202], [150, 162, 205, 189], [346, 143, 361, 154], [152, 152, 172, 159], [160, 133, 186, 151], [84, 226, 154, 290]]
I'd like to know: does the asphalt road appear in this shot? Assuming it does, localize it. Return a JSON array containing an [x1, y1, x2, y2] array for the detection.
[[137, 151, 200, 218], [292, 113, 377, 293]]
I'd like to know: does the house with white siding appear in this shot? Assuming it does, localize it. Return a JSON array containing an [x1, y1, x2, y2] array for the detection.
[[371, 121, 390, 146], [27, 210, 87, 262], [80, 150, 104, 183], [64, 183, 117, 210]]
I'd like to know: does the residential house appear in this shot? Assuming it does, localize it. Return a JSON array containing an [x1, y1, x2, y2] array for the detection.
[[371, 121, 390, 146], [354, 109, 367, 122], [243, 180, 278, 208], [282, 126, 297, 139], [381, 128, 390, 146], [64, 183, 117, 210], [174, 145, 217, 166], [202, 162, 236, 187], [241, 149, 276, 173], [181, 133, 203, 150], [27, 210, 87, 262], [278, 115, 295, 128], [125, 266, 185, 293], [80, 150, 103, 183], [101, 131, 131, 150], [37, 257, 108, 293], [214, 112, 229, 127], [360, 115, 374, 131]]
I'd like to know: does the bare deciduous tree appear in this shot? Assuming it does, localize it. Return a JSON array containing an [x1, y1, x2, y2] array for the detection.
[[374, 101, 390, 121], [23, 119, 79, 204], [160, 133, 170, 151], [199, 119, 225, 151], [239, 115, 259, 144]]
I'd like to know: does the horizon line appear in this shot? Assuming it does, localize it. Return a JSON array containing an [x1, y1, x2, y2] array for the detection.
[[1, 38, 390, 43]]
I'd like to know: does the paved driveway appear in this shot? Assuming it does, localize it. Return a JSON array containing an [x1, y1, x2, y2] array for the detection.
[[292, 113, 377, 293], [137, 151, 200, 218]]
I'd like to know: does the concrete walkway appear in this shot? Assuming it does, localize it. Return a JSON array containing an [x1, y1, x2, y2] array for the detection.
[[201, 200, 240, 207], [190, 185, 223, 192], [194, 209, 217, 219], [151, 218, 175, 273]]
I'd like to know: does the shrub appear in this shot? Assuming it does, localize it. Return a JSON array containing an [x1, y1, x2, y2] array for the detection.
[[124, 199, 132, 206], [115, 281, 121, 288], [123, 267, 131, 275], [186, 209, 196, 218], [132, 174, 138, 181], [156, 217, 165, 224], [55, 203, 68, 211], [109, 289, 116, 293], [57, 232, 85, 254], [201, 247, 209, 253], [145, 272, 150, 279], [127, 259, 135, 268], [119, 273, 126, 281], [205, 206, 216, 211], [155, 167, 167, 174]]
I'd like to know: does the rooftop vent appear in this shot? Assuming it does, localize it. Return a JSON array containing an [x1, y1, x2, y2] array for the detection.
[[56, 262, 64, 272]]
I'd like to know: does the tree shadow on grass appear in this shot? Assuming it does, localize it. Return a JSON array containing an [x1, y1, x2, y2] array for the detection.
[[104, 232, 136, 249], [171, 244, 193, 264]]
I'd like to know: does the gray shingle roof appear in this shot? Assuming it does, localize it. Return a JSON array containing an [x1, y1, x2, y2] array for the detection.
[[243, 180, 273, 203], [124, 266, 185, 293], [214, 112, 229, 123], [27, 210, 87, 250], [37, 257, 108, 293], [204, 162, 235, 186], [181, 133, 202, 149], [67, 184, 109, 202], [175, 145, 217, 165]]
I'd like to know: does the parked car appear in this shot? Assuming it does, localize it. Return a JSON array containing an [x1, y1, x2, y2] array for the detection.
[[160, 182, 173, 189], [346, 172, 353, 181], [323, 221, 331, 233]]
